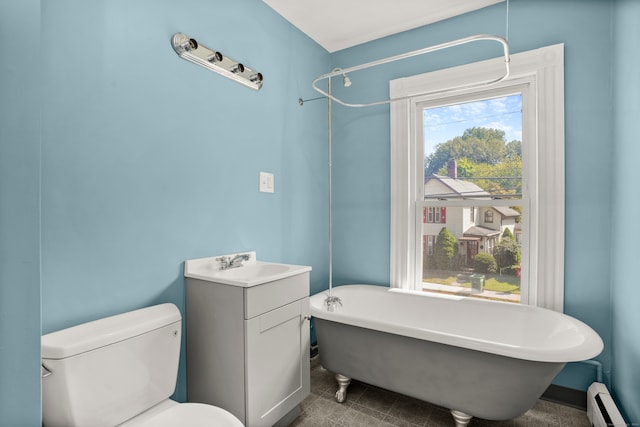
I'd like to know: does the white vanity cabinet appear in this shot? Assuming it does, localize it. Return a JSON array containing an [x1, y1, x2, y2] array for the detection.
[[185, 259, 311, 427]]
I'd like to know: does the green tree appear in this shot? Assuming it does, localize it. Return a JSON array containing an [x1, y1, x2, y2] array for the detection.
[[510, 205, 522, 223], [425, 128, 524, 196], [470, 157, 522, 196], [493, 237, 521, 270], [434, 227, 458, 270], [502, 227, 514, 240], [425, 127, 508, 176], [505, 140, 522, 160]]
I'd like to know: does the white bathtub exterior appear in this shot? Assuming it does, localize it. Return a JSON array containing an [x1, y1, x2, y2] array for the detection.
[[310, 285, 602, 363], [310, 285, 603, 423]]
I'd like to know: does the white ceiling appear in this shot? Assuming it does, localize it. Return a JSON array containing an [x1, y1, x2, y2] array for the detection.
[[263, 0, 504, 53]]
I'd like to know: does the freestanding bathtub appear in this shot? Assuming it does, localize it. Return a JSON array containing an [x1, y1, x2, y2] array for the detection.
[[310, 285, 603, 427]]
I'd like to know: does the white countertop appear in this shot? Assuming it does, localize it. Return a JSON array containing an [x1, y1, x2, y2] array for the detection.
[[184, 254, 311, 287]]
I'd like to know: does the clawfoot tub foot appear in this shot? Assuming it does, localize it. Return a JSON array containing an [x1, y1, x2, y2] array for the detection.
[[450, 410, 473, 427], [334, 374, 352, 403]]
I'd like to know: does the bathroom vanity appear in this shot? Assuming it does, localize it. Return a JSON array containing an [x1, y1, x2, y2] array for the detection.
[[184, 253, 311, 427]]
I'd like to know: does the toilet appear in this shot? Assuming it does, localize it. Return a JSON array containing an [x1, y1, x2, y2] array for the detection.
[[41, 303, 243, 427]]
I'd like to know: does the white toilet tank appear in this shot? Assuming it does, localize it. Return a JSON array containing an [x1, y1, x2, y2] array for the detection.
[[41, 303, 182, 427]]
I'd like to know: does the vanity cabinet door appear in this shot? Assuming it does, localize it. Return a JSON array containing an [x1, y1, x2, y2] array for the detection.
[[245, 297, 310, 427]]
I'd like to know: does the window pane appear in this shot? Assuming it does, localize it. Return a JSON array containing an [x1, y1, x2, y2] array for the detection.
[[421, 95, 523, 303]]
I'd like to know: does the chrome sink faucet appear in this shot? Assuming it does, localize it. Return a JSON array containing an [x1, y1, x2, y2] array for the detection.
[[217, 254, 250, 270], [230, 254, 250, 268]]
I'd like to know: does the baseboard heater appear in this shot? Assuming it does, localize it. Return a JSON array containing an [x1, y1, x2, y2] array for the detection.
[[587, 383, 626, 427]]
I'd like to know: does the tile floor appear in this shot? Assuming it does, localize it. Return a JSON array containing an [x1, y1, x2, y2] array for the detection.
[[291, 358, 591, 427]]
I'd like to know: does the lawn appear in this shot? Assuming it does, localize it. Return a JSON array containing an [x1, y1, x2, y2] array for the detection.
[[423, 270, 521, 294]]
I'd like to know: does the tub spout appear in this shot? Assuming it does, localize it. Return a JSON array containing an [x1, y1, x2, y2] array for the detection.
[[324, 295, 342, 312]]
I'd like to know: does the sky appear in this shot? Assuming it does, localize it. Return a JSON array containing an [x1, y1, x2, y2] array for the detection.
[[423, 94, 522, 156]]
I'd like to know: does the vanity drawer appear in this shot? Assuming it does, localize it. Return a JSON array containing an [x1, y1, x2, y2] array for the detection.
[[244, 272, 309, 319]]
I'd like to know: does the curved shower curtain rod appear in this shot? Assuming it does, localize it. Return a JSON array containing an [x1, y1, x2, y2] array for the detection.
[[308, 34, 511, 108]]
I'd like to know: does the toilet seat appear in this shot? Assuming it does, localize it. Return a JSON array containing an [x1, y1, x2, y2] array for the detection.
[[131, 403, 244, 427]]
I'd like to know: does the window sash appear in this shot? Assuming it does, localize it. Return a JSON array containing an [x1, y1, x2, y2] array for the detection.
[[390, 44, 565, 311]]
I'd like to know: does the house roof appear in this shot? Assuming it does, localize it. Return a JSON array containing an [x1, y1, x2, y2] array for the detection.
[[463, 225, 502, 238], [424, 174, 490, 199], [425, 176, 521, 218], [491, 206, 520, 217]]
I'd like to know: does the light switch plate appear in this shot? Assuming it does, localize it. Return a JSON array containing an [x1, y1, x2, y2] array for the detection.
[[259, 171, 274, 193]]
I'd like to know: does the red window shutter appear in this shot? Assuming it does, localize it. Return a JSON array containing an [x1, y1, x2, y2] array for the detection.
[[423, 207, 427, 223], [441, 207, 446, 223]]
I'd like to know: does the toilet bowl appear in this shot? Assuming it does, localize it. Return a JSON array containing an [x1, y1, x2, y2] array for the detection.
[[120, 401, 243, 427], [41, 303, 243, 427]]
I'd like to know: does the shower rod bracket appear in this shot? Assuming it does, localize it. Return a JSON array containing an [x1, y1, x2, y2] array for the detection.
[[298, 96, 326, 106], [172, 33, 263, 90], [311, 34, 510, 108]]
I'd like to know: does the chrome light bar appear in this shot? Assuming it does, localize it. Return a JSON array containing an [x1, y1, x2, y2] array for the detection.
[[172, 33, 263, 91]]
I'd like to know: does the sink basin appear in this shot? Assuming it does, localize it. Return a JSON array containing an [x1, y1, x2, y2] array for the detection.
[[184, 255, 311, 287], [216, 263, 291, 281]]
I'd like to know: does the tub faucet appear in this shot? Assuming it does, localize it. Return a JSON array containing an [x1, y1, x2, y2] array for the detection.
[[324, 295, 342, 312]]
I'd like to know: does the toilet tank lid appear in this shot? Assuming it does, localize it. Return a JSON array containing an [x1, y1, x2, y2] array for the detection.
[[42, 303, 181, 360]]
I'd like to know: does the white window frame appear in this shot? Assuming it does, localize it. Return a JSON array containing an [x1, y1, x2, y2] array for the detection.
[[390, 44, 565, 311]]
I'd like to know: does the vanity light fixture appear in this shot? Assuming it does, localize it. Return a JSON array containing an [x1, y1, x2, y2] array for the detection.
[[171, 33, 263, 90]]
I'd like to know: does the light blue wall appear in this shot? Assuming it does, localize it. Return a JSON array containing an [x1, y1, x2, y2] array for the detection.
[[0, 0, 42, 424], [38, 0, 330, 403], [1, 0, 329, 421], [329, 0, 615, 393], [611, 0, 640, 423], [2, 0, 639, 424]]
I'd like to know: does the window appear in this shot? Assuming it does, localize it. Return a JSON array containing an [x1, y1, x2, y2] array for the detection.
[[390, 44, 565, 311], [425, 207, 446, 224], [486, 237, 496, 255], [426, 235, 435, 256], [484, 210, 494, 223]]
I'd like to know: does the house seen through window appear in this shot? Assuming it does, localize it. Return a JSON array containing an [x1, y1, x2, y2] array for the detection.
[[421, 95, 523, 303]]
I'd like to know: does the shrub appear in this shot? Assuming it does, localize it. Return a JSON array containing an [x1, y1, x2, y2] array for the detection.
[[502, 227, 514, 240], [434, 227, 458, 270], [494, 237, 521, 269], [502, 265, 518, 275], [474, 253, 497, 274], [423, 254, 436, 270]]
